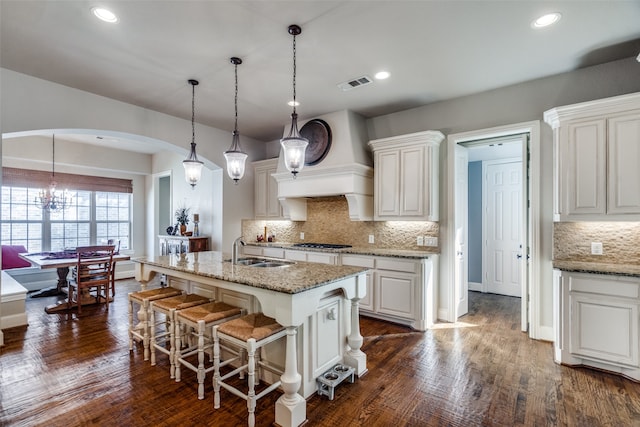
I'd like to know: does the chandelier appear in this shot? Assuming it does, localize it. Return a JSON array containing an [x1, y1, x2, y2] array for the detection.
[[224, 57, 248, 184], [183, 79, 204, 188], [280, 24, 308, 178], [34, 134, 72, 211]]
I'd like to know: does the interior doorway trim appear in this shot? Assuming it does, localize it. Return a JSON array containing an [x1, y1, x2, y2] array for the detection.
[[446, 120, 543, 340]]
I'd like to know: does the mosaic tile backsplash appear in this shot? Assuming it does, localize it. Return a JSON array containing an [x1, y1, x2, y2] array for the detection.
[[242, 196, 439, 251], [553, 222, 640, 264]]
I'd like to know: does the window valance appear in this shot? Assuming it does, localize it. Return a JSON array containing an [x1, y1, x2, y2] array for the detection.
[[2, 167, 133, 194]]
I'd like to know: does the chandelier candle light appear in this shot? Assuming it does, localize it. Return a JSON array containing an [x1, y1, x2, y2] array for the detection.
[[280, 24, 308, 179], [34, 134, 72, 211], [183, 79, 204, 188], [224, 57, 248, 184]]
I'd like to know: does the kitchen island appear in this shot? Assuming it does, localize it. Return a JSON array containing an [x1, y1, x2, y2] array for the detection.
[[133, 251, 368, 427]]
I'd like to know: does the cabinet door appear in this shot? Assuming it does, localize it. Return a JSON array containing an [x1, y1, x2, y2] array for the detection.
[[400, 145, 425, 217], [313, 297, 343, 378], [375, 150, 401, 218], [266, 167, 282, 218], [563, 119, 606, 216], [375, 270, 416, 319], [607, 112, 640, 214], [359, 271, 374, 312], [570, 293, 639, 367], [254, 167, 269, 218]]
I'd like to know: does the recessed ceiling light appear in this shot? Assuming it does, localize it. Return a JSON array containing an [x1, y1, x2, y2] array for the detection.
[[287, 100, 300, 107], [92, 7, 118, 23], [637, 52, 640, 63], [531, 12, 561, 29], [374, 71, 390, 80]]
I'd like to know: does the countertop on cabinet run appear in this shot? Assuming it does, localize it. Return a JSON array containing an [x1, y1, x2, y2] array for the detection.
[[553, 260, 640, 277], [132, 251, 368, 294], [245, 242, 438, 258]]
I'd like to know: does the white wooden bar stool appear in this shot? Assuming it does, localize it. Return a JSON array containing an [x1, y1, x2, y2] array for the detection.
[[149, 293, 211, 377], [212, 313, 287, 427], [128, 286, 183, 361], [175, 301, 244, 399]]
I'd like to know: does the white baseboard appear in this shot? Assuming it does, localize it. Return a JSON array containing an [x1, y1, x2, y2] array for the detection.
[[468, 281, 482, 292], [1, 313, 28, 329]]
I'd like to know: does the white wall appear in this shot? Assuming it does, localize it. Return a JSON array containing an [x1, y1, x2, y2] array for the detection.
[[1, 68, 266, 255], [366, 56, 640, 336]]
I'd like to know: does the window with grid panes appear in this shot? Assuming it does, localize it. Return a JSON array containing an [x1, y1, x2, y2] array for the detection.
[[1, 187, 131, 252]]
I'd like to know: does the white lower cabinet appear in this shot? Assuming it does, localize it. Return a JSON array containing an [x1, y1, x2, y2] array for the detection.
[[375, 269, 416, 319], [241, 245, 284, 259], [554, 270, 640, 380], [284, 249, 338, 265], [341, 254, 437, 331]]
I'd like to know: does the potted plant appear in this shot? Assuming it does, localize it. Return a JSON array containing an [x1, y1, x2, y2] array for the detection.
[[175, 206, 190, 235]]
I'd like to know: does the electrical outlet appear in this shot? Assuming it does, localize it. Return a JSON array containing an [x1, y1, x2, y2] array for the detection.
[[300, 232, 304, 240], [368, 234, 375, 244], [591, 242, 603, 255], [424, 236, 438, 247], [417, 236, 424, 246]]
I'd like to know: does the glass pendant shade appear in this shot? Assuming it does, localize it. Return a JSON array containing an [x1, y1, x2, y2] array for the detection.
[[183, 79, 203, 188], [224, 131, 248, 184], [224, 57, 248, 184], [183, 141, 204, 187], [280, 113, 308, 177]]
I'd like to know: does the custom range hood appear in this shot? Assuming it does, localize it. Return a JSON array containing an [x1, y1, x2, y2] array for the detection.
[[273, 110, 373, 221]]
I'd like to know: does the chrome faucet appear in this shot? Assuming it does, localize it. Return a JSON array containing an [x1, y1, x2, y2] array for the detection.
[[232, 236, 246, 265]]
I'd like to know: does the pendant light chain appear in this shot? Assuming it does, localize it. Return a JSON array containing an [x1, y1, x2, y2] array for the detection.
[[191, 82, 196, 144], [292, 32, 297, 114], [52, 134, 56, 178], [234, 60, 239, 132]]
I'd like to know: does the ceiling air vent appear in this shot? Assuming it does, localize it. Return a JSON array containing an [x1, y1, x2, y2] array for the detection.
[[337, 75, 373, 92]]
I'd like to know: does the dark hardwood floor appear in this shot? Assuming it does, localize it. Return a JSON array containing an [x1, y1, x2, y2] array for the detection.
[[2, 279, 639, 426]]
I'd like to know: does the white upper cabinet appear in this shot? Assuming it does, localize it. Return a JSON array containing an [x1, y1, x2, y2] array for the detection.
[[253, 158, 283, 219], [368, 130, 444, 221], [545, 92, 640, 221]]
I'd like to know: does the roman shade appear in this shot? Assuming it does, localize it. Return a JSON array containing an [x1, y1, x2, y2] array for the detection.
[[2, 167, 133, 193]]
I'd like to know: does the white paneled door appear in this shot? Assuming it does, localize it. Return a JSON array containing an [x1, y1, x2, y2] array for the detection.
[[484, 160, 523, 297]]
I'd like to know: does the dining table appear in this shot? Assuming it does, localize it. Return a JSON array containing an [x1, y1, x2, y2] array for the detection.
[[19, 250, 130, 313]]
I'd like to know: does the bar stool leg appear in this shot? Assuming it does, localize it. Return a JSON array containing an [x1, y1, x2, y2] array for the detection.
[[142, 300, 151, 361], [197, 319, 206, 400], [168, 308, 177, 379], [213, 326, 222, 409], [247, 338, 257, 427], [175, 323, 183, 382], [150, 307, 157, 366], [128, 299, 135, 351]]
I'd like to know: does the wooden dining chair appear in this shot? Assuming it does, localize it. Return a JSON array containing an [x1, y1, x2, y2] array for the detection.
[[68, 245, 115, 314]]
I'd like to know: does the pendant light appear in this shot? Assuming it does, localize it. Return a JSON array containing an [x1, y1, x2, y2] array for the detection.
[[280, 24, 308, 179], [224, 57, 248, 184], [34, 134, 72, 211], [183, 79, 204, 188]]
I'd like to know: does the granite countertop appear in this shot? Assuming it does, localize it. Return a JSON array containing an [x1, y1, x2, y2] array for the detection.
[[245, 242, 438, 258], [553, 260, 640, 277], [132, 251, 368, 294]]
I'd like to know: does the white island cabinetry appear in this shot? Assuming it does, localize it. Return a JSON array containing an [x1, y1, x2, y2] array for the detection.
[[553, 269, 640, 381]]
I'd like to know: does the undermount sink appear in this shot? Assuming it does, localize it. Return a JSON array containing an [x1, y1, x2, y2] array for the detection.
[[228, 257, 294, 268], [251, 261, 292, 268]]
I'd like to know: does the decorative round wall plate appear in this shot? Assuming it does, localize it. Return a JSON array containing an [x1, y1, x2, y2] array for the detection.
[[300, 119, 332, 166]]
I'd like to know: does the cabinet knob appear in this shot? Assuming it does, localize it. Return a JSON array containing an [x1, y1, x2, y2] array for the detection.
[[327, 307, 337, 320]]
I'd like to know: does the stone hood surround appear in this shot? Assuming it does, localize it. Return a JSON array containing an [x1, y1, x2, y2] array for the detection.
[[273, 110, 373, 221]]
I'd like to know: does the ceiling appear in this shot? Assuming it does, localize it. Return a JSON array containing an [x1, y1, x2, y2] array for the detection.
[[2, 1, 639, 153]]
